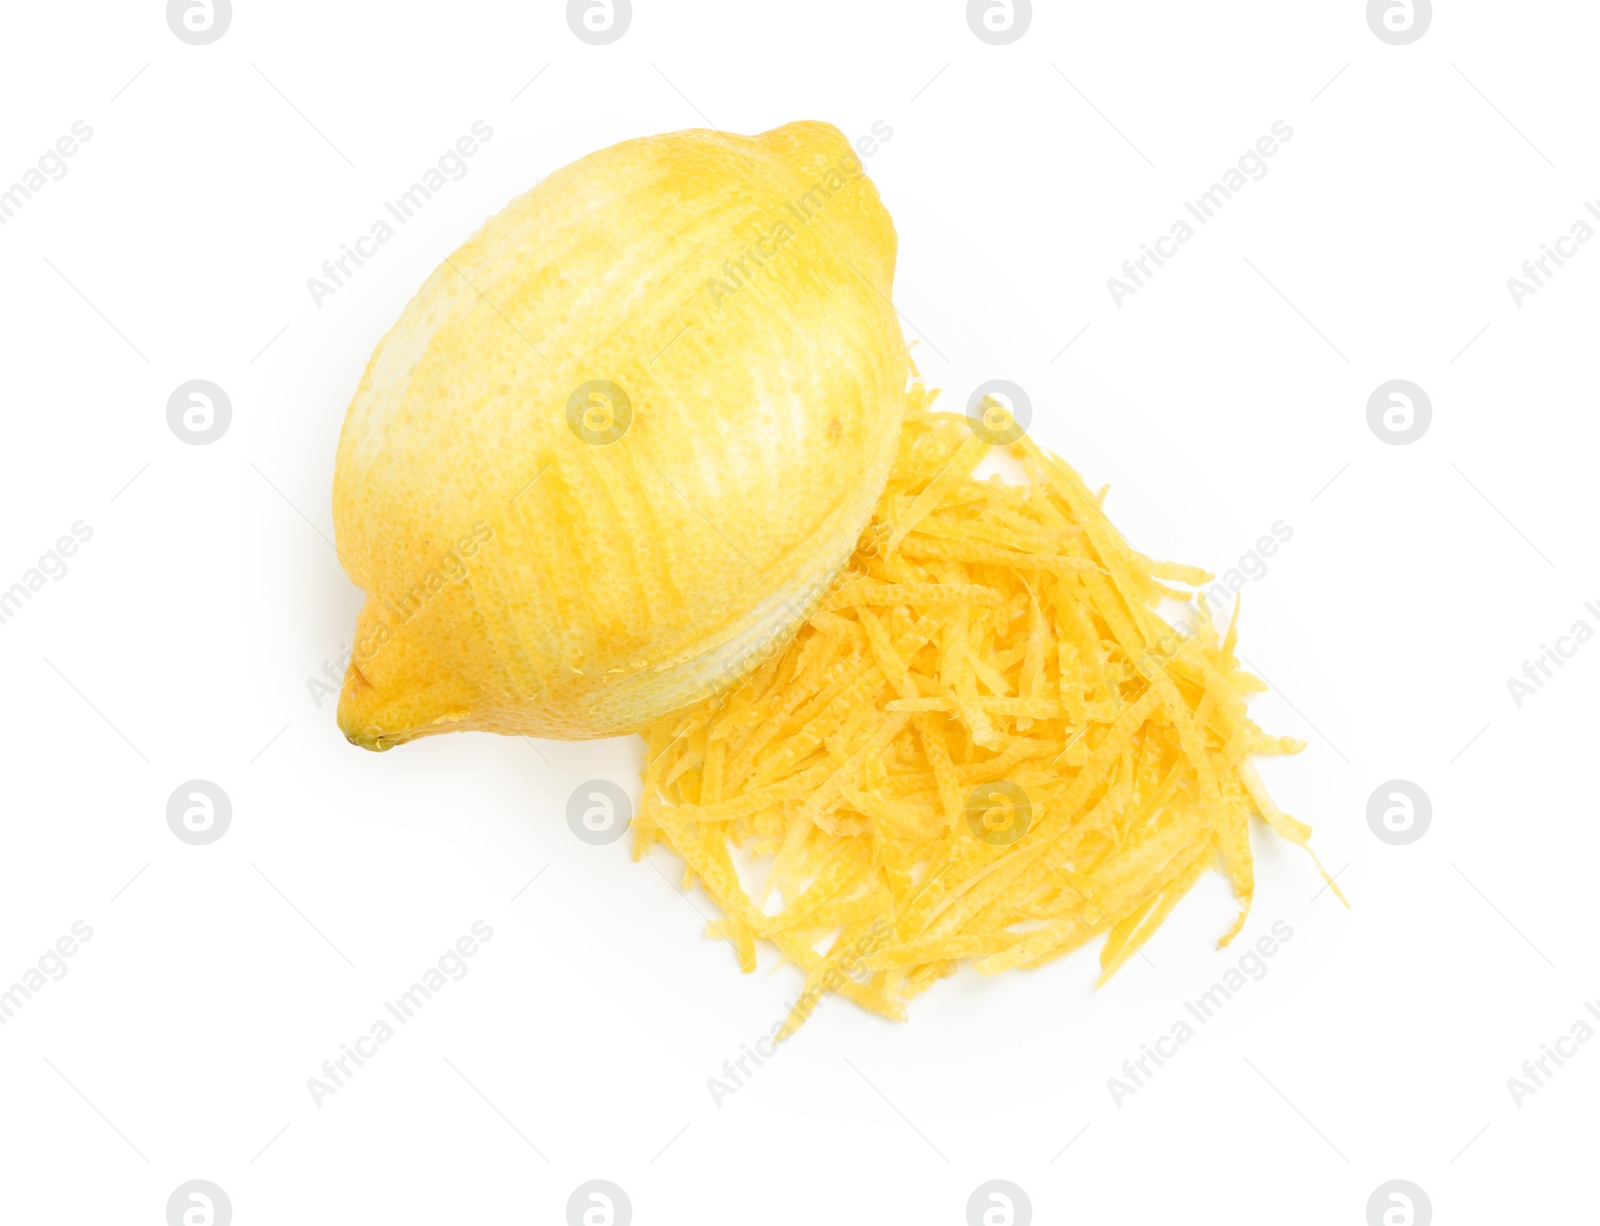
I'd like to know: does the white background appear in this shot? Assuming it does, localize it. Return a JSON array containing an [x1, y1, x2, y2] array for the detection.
[[0, 1, 1594, 1222]]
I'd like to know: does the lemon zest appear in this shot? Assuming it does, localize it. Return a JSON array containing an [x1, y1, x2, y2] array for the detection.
[[635, 402, 1341, 1026]]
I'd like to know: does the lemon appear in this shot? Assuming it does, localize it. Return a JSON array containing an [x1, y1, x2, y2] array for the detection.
[[334, 122, 911, 748]]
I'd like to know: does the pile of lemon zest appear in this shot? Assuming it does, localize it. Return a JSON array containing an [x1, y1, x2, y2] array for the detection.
[[634, 402, 1336, 1027]]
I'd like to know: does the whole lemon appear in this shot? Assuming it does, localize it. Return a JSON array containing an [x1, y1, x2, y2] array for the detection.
[[334, 121, 911, 747]]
